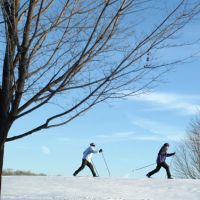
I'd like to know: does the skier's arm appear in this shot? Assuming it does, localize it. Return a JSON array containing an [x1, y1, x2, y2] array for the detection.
[[91, 149, 99, 153], [89, 147, 99, 154], [166, 152, 175, 157], [91, 148, 103, 153]]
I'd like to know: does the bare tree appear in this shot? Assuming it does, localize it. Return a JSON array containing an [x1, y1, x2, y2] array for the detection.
[[173, 116, 200, 179], [0, 0, 200, 194]]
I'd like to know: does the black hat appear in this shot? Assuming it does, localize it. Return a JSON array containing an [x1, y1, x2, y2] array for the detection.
[[90, 143, 95, 147], [164, 143, 169, 147]]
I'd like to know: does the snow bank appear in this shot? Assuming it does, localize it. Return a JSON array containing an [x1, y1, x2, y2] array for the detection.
[[2, 176, 200, 200]]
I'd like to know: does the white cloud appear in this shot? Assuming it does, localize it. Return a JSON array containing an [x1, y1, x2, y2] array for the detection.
[[127, 92, 200, 115], [95, 114, 184, 142], [96, 129, 181, 142], [127, 115, 184, 141], [41, 146, 50, 155]]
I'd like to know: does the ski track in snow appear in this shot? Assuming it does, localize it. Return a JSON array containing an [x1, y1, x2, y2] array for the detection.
[[2, 176, 200, 200]]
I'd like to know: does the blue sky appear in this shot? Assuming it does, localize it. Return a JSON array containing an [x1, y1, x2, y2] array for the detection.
[[3, 1, 200, 178], [4, 64, 200, 178]]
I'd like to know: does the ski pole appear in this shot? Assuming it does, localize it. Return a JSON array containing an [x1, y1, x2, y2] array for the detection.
[[91, 159, 99, 176], [101, 152, 111, 177], [132, 163, 156, 172], [170, 155, 178, 179], [165, 154, 175, 179], [169, 154, 175, 167]]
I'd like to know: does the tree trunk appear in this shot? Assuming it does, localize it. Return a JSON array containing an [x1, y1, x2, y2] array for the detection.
[[0, 121, 10, 197], [0, 144, 4, 197]]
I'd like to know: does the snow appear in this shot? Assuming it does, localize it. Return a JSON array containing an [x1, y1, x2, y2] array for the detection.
[[2, 176, 200, 200]]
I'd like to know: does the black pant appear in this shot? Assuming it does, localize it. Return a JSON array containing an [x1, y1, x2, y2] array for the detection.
[[148, 162, 171, 178], [73, 159, 97, 177]]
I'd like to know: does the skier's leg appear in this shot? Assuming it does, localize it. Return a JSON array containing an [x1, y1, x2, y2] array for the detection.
[[73, 159, 87, 176], [147, 164, 161, 177], [162, 162, 171, 178], [87, 161, 97, 177]]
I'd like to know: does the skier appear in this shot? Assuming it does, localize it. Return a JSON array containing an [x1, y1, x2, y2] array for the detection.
[[73, 143, 103, 177], [146, 143, 175, 179]]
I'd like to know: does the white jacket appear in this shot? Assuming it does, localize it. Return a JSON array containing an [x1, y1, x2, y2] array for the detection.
[[83, 146, 98, 162]]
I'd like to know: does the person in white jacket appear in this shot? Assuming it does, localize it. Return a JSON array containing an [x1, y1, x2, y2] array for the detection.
[[73, 143, 102, 177]]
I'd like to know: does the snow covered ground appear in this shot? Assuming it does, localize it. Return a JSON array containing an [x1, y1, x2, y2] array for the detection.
[[2, 176, 200, 200]]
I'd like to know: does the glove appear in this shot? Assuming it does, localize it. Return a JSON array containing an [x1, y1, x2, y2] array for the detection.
[[99, 149, 103, 153]]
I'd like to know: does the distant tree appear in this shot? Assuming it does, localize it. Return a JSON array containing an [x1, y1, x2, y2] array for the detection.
[[173, 116, 200, 179], [0, 0, 200, 195], [2, 168, 46, 176]]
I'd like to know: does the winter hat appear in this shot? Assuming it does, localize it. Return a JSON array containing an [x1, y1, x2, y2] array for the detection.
[[90, 143, 96, 147], [164, 143, 169, 147]]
